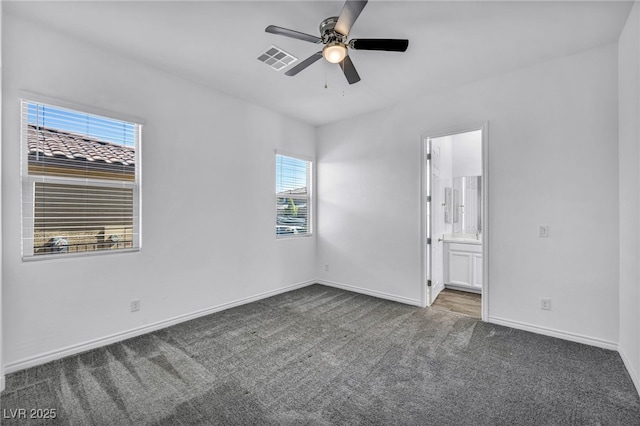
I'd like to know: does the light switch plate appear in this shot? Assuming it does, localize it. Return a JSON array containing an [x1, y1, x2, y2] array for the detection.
[[540, 298, 551, 310], [538, 225, 549, 238]]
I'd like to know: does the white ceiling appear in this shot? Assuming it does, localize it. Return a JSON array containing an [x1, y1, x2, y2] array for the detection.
[[4, 1, 634, 126]]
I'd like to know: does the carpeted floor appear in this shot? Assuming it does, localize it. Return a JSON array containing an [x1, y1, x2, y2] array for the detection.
[[2, 284, 639, 425]]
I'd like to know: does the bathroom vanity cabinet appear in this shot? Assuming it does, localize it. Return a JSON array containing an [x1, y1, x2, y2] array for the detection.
[[444, 242, 482, 293]]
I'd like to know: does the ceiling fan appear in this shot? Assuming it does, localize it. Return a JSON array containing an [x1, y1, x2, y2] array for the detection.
[[265, 0, 409, 84]]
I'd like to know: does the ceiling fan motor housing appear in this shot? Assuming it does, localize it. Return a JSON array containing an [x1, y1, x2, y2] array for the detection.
[[320, 17, 346, 44]]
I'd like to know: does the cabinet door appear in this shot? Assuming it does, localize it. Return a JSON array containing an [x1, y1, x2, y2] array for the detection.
[[472, 253, 483, 288], [448, 251, 473, 287]]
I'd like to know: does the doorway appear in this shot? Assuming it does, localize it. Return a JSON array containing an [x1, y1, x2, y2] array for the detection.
[[421, 125, 488, 320]]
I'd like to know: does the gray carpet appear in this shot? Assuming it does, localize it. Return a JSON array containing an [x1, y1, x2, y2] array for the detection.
[[2, 284, 639, 425]]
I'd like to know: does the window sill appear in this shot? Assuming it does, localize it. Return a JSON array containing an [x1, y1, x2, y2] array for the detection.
[[22, 248, 140, 262], [276, 233, 314, 240]]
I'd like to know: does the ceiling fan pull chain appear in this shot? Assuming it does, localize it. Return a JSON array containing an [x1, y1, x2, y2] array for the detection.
[[324, 65, 328, 89]]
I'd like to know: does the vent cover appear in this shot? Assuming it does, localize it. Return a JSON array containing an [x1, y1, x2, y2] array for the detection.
[[257, 45, 297, 71]]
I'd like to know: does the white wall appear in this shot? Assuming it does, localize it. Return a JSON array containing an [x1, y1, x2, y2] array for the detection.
[[317, 43, 620, 348], [452, 130, 482, 178], [0, 0, 4, 392], [2, 15, 316, 370], [618, 0, 640, 393]]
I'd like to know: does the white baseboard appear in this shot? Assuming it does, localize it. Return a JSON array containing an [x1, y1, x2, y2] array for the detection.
[[4, 280, 315, 374], [619, 346, 640, 397], [316, 279, 422, 307], [488, 316, 618, 351]]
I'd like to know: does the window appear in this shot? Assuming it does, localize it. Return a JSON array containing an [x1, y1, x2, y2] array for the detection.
[[21, 100, 141, 258], [276, 153, 311, 237]]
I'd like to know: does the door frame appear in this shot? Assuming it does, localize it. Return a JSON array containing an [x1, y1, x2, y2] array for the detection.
[[420, 122, 489, 321]]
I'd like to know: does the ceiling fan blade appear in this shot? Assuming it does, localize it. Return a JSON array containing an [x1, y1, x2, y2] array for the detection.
[[339, 55, 361, 84], [265, 25, 321, 44], [285, 52, 323, 76], [335, 0, 368, 36], [350, 39, 409, 52]]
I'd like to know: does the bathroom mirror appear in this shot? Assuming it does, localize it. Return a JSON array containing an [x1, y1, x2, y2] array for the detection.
[[453, 189, 461, 227], [452, 176, 482, 234]]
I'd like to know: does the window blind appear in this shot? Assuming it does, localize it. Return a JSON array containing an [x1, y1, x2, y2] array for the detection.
[[21, 100, 141, 257], [276, 153, 311, 237]]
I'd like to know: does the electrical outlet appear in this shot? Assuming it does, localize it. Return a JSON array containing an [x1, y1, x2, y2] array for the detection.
[[130, 299, 141, 312], [538, 225, 549, 238], [540, 298, 551, 311], [324, 264, 329, 272]]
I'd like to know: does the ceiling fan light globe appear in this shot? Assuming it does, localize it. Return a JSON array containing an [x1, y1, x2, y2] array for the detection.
[[323, 44, 347, 64]]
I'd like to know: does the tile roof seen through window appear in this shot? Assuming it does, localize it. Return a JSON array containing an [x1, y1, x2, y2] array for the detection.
[[27, 124, 135, 166]]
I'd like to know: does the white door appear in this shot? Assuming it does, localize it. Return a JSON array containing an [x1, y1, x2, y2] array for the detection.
[[429, 141, 445, 304]]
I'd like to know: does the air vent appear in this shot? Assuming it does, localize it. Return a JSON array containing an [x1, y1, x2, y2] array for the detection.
[[257, 45, 297, 71]]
